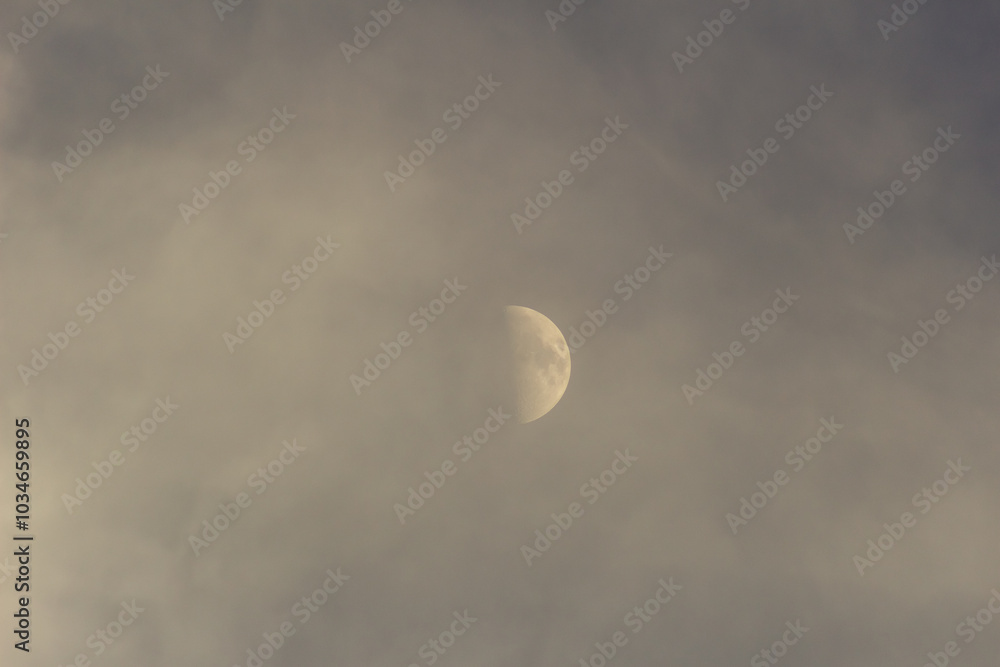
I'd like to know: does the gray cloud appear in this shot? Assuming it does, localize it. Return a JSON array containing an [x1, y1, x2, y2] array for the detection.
[[2, 0, 999, 665]]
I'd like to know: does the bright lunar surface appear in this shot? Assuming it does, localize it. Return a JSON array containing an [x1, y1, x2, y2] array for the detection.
[[504, 306, 572, 423]]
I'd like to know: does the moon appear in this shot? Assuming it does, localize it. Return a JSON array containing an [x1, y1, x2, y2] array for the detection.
[[504, 306, 571, 423]]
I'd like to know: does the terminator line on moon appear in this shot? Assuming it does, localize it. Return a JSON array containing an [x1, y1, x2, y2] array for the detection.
[[504, 306, 572, 423]]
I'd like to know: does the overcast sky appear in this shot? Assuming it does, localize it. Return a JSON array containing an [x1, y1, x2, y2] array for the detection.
[[2, 0, 1000, 665]]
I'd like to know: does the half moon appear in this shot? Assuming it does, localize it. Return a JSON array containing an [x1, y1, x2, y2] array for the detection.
[[504, 306, 571, 423]]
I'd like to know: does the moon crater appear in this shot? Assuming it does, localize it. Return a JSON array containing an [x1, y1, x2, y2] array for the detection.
[[504, 306, 571, 423]]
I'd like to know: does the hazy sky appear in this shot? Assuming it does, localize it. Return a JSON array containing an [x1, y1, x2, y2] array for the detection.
[[2, 1, 999, 666]]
